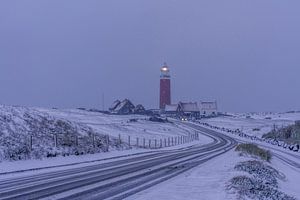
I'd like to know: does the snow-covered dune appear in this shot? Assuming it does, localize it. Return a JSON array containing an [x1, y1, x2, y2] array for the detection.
[[0, 105, 191, 162], [37, 108, 191, 140], [0, 105, 119, 162]]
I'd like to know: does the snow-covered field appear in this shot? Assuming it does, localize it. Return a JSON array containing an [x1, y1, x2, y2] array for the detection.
[[38, 108, 192, 140], [201, 112, 300, 138]]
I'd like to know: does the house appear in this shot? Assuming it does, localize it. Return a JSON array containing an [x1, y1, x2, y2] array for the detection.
[[164, 102, 200, 118], [199, 101, 218, 117], [134, 104, 146, 114], [109, 99, 152, 115], [110, 99, 135, 115], [165, 104, 180, 117], [178, 102, 200, 118]]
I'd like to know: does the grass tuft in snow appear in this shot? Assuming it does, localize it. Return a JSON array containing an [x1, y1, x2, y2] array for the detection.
[[235, 143, 272, 162]]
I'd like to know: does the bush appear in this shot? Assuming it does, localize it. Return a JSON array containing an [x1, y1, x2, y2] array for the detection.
[[234, 160, 284, 187], [228, 175, 295, 200], [236, 143, 272, 162]]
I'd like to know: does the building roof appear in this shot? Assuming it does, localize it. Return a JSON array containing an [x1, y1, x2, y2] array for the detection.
[[200, 101, 218, 110], [109, 100, 121, 111], [179, 102, 199, 112], [110, 99, 135, 114], [165, 104, 179, 112], [114, 99, 133, 111]]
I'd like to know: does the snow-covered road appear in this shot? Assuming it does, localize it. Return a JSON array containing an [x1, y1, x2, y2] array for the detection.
[[127, 122, 300, 200], [0, 123, 237, 200]]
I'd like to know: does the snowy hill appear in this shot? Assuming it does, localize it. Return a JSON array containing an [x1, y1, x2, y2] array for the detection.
[[37, 108, 191, 140], [0, 105, 191, 162]]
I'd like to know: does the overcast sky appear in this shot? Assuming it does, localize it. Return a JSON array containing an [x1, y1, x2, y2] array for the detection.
[[0, 0, 299, 112]]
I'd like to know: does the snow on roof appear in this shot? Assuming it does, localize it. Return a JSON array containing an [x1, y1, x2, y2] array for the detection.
[[114, 99, 133, 112], [110, 100, 121, 110], [165, 104, 179, 112], [200, 101, 217, 110], [179, 102, 199, 112]]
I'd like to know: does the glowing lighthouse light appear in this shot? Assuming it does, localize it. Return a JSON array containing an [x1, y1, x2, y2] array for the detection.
[[161, 67, 169, 72], [160, 63, 170, 78]]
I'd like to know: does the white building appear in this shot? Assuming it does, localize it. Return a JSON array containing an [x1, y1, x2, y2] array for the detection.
[[199, 101, 218, 117]]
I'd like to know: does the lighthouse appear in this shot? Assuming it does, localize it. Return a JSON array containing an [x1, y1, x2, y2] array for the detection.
[[160, 63, 171, 110]]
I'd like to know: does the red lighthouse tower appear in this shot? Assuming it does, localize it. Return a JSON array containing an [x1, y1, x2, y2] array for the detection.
[[160, 63, 171, 110]]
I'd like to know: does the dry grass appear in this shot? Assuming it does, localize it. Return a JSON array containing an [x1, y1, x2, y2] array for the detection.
[[235, 143, 272, 162]]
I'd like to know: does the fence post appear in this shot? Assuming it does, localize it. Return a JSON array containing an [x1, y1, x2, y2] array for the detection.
[[143, 138, 146, 148], [149, 139, 151, 149], [128, 136, 131, 147], [54, 134, 58, 148], [136, 138, 139, 147], [172, 137, 174, 146], [118, 134, 121, 145], [160, 139, 163, 148], [155, 139, 157, 149], [75, 135, 78, 146], [29, 135, 33, 151], [106, 135, 109, 151], [168, 138, 170, 146], [92, 134, 95, 148], [164, 138, 167, 147]]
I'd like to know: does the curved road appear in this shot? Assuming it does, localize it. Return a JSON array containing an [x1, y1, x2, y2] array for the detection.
[[0, 123, 237, 200]]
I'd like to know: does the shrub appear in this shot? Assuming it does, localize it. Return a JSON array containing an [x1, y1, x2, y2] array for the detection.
[[236, 143, 272, 162], [234, 160, 284, 187], [228, 175, 295, 200]]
